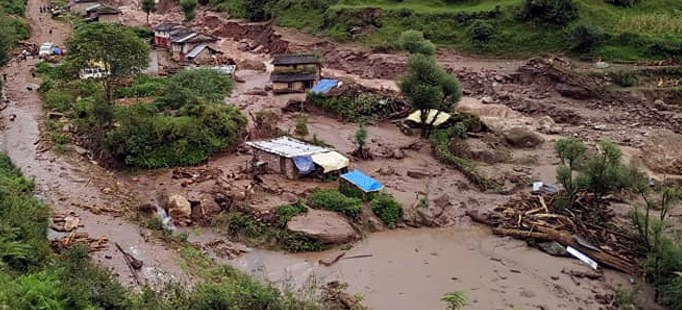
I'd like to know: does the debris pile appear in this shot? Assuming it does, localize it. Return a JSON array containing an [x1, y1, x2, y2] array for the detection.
[[203, 239, 250, 259], [50, 213, 82, 232], [467, 192, 637, 274], [172, 167, 223, 187], [52, 231, 109, 252]]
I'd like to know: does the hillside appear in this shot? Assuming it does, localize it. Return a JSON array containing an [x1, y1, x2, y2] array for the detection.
[[211, 0, 682, 62]]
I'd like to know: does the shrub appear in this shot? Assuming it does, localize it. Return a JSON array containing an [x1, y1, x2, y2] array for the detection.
[[516, 0, 578, 25], [609, 70, 638, 87], [371, 192, 403, 227], [44, 89, 75, 112], [308, 189, 362, 219], [157, 68, 233, 106], [572, 24, 606, 53], [115, 75, 167, 98], [399, 30, 436, 56], [467, 20, 495, 44], [180, 0, 198, 21], [605, 0, 639, 7], [294, 114, 309, 137], [275, 201, 307, 227], [281, 232, 326, 252]]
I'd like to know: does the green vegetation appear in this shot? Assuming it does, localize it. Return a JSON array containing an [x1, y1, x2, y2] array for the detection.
[[275, 200, 307, 227], [306, 92, 402, 122], [181, 0, 198, 21], [399, 54, 461, 137], [294, 114, 310, 137], [441, 291, 469, 310], [399, 30, 436, 56], [210, 0, 682, 62], [370, 192, 403, 228], [65, 23, 150, 103], [0, 1, 30, 66], [141, 0, 155, 24], [430, 130, 491, 190], [609, 70, 638, 87], [217, 210, 326, 252], [308, 189, 363, 219]]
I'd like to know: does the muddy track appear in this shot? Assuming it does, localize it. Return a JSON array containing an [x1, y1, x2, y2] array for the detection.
[[0, 0, 189, 287]]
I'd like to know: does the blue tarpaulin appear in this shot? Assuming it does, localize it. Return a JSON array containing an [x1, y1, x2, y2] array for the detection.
[[310, 79, 339, 94], [340, 170, 383, 193], [293, 156, 315, 175]]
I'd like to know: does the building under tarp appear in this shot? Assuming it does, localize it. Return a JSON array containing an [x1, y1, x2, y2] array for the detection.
[[340, 170, 383, 198], [246, 137, 349, 179]]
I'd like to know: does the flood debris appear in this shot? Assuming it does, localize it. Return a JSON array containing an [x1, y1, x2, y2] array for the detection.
[[51, 212, 82, 232], [323, 281, 366, 310], [115, 242, 144, 286], [52, 231, 109, 252], [466, 191, 637, 274], [203, 239, 250, 259], [319, 251, 346, 266]]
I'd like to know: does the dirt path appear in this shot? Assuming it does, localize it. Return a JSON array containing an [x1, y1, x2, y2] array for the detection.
[[0, 0, 189, 288]]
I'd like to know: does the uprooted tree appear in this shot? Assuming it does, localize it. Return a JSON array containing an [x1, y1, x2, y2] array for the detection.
[[64, 23, 149, 104], [399, 54, 461, 138]]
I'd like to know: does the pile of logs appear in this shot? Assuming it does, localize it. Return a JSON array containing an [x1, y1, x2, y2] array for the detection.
[[467, 192, 638, 274], [52, 231, 109, 252]]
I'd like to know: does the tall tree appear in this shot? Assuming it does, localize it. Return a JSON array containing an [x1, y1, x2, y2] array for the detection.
[[399, 54, 461, 138], [180, 0, 197, 22], [141, 0, 155, 24], [65, 23, 149, 104]]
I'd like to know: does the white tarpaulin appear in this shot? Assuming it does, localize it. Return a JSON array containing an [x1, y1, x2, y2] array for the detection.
[[406, 109, 451, 127], [311, 151, 349, 173]]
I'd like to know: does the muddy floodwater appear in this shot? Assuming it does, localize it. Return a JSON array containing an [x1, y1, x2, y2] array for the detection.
[[188, 225, 632, 310]]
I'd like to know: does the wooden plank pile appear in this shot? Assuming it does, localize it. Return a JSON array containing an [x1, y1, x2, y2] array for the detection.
[[52, 231, 109, 253], [467, 192, 638, 274]]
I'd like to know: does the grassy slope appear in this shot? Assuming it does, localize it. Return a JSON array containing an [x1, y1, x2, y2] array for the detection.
[[216, 0, 682, 61]]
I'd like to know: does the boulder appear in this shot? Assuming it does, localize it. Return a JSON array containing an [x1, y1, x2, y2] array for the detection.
[[407, 170, 430, 179], [287, 210, 356, 244], [503, 127, 544, 148], [167, 195, 192, 224], [392, 148, 405, 160], [238, 59, 266, 72], [555, 83, 591, 100]]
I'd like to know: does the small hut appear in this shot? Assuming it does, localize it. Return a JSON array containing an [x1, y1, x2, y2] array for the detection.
[[270, 54, 321, 94], [246, 137, 348, 179]]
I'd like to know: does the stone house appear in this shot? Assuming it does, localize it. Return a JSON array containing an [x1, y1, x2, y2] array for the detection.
[[84, 5, 121, 23], [270, 54, 321, 94], [68, 0, 99, 16]]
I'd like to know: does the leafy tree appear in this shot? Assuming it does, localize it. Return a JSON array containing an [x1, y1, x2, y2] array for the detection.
[[355, 122, 367, 149], [572, 24, 606, 53], [141, 0, 155, 24], [399, 30, 436, 56], [468, 20, 495, 45], [180, 0, 198, 21], [244, 0, 270, 21], [65, 23, 150, 103], [399, 54, 461, 137], [516, 0, 578, 25]]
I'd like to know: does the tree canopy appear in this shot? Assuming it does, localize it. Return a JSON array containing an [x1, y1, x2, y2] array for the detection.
[[141, 0, 155, 24], [65, 23, 149, 102], [398, 54, 461, 137]]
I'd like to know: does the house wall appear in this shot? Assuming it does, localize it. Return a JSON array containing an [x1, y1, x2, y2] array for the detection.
[[154, 36, 170, 48], [70, 3, 96, 16], [251, 149, 299, 179], [98, 14, 120, 23], [191, 49, 214, 64]]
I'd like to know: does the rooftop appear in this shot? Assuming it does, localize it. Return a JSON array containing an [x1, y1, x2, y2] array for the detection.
[[154, 22, 180, 32], [272, 54, 321, 66], [246, 136, 329, 158], [186, 44, 221, 59], [270, 72, 318, 83]]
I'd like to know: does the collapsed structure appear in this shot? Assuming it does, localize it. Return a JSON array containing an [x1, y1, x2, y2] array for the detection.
[[245, 136, 349, 179], [270, 54, 321, 94], [68, 0, 121, 23], [153, 23, 219, 63]]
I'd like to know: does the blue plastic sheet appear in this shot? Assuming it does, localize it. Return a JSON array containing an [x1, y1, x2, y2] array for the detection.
[[340, 170, 383, 193], [310, 79, 339, 94], [293, 156, 315, 175]]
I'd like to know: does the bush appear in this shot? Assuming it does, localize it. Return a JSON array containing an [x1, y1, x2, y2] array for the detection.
[[399, 30, 436, 56], [467, 20, 495, 44], [609, 70, 638, 87], [572, 24, 606, 53], [275, 201, 307, 227], [158, 68, 234, 105], [44, 89, 75, 112], [516, 0, 578, 25], [605, 0, 639, 7], [308, 189, 362, 219], [115, 75, 167, 98], [180, 0, 198, 21], [371, 192, 403, 227], [294, 114, 309, 137]]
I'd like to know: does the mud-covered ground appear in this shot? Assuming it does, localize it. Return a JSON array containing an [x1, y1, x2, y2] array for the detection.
[[2, 0, 682, 309]]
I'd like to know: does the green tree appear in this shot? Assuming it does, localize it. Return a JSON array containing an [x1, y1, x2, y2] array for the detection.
[[180, 0, 198, 21], [355, 122, 367, 149], [243, 0, 270, 21], [141, 0, 155, 24], [399, 54, 461, 137], [65, 23, 150, 103]]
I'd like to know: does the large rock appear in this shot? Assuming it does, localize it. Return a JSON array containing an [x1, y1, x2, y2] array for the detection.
[[555, 83, 591, 100], [287, 210, 356, 244], [502, 127, 544, 148], [167, 195, 192, 225]]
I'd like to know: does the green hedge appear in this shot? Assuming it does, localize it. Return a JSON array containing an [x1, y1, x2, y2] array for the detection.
[[308, 189, 362, 219]]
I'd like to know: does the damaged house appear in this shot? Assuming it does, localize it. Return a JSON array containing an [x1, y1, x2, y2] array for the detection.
[[246, 136, 349, 179], [270, 54, 321, 94], [153, 23, 218, 62], [68, 0, 99, 15], [83, 4, 121, 23]]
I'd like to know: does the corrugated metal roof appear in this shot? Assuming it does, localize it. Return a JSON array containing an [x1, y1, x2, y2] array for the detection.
[[174, 33, 197, 43], [272, 54, 320, 66], [246, 136, 329, 158], [186, 44, 206, 59]]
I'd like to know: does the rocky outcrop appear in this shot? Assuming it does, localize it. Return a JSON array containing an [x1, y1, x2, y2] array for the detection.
[[287, 210, 356, 244], [403, 194, 456, 227]]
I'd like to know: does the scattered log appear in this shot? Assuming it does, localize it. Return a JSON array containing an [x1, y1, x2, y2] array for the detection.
[[115, 242, 143, 286], [319, 251, 346, 266]]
